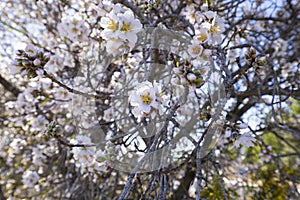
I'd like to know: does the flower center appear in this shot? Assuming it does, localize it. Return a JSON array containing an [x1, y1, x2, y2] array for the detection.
[[107, 19, 119, 31], [192, 46, 201, 55], [72, 27, 79, 34], [140, 93, 152, 105], [197, 34, 207, 42], [209, 24, 220, 34], [72, 20, 78, 26], [121, 22, 131, 32]]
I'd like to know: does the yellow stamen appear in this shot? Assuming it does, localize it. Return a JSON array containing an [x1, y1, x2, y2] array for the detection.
[[107, 19, 119, 31], [121, 22, 131, 32], [210, 24, 220, 33], [72, 27, 79, 33], [197, 34, 207, 42], [192, 46, 201, 55], [140, 93, 152, 105], [72, 20, 78, 26]]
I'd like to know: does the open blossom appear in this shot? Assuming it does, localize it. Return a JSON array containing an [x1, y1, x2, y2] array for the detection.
[[100, 10, 121, 40], [233, 132, 256, 148], [99, 5, 142, 54], [188, 40, 203, 58], [10, 138, 27, 153], [183, 4, 199, 24], [32, 147, 46, 166], [198, 11, 225, 45], [31, 115, 48, 131], [58, 14, 89, 42], [25, 44, 37, 57], [105, 38, 124, 54], [44, 55, 63, 74], [22, 170, 39, 187], [70, 135, 95, 161], [97, 1, 120, 17], [69, 135, 107, 173], [129, 81, 162, 119], [193, 27, 209, 43], [118, 10, 143, 46]]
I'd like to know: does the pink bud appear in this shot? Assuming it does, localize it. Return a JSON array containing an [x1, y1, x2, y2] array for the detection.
[[33, 59, 41, 66], [187, 73, 197, 81], [21, 69, 27, 76]]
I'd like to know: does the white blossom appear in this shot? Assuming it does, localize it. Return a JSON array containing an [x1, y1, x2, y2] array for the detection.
[[58, 14, 89, 42], [25, 44, 37, 57], [99, 5, 142, 54], [31, 115, 48, 131], [118, 10, 142, 46], [188, 41, 203, 58], [10, 138, 27, 153], [233, 132, 256, 148], [44, 55, 63, 74], [239, 122, 249, 129], [129, 81, 162, 119], [193, 28, 210, 43], [199, 11, 225, 45], [32, 146, 46, 166], [100, 10, 121, 40], [22, 170, 39, 188]]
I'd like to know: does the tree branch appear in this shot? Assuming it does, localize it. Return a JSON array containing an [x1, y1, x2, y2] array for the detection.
[[0, 74, 21, 97]]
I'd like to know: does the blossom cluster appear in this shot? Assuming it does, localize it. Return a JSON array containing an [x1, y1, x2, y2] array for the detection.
[[70, 135, 108, 175], [58, 13, 90, 42], [22, 170, 39, 188], [98, 2, 143, 54], [172, 60, 205, 88], [183, 5, 225, 67], [9, 44, 50, 78], [184, 5, 226, 45], [222, 123, 257, 148], [128, 81, 164, 120], [1, 1, 268, 196]]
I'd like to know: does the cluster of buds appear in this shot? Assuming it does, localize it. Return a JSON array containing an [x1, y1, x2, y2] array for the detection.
[[173, 60, 205, 88], [146, 0, 162, 11], [224, 122, 249, 139], [43, 121, 62, 138], [245, 48, 267, 73], [11, 44, 50, 78], [245, 48, 257, 61]]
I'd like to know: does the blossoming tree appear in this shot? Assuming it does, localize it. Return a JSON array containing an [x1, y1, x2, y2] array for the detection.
[[0, 0, 299, 199]]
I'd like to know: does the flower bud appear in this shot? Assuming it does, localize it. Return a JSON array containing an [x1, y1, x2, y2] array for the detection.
[[187, 73, 197, 81], [21, 69, 28, 76], [33, 58, 41, 66], [22, 60, 31, 67], [194, 77, 204, 88], [44, 52, 51, 62]]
